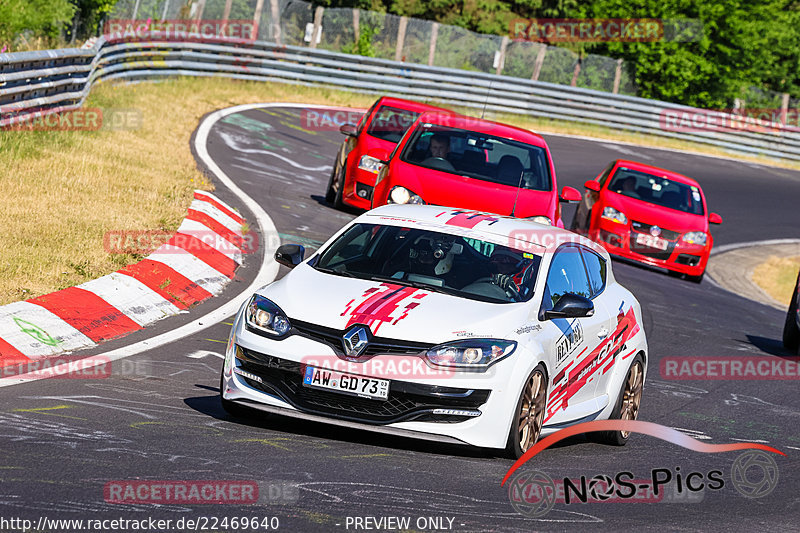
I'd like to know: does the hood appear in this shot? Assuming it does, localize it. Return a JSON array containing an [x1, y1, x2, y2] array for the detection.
[[391, 163, 556, 219], [605, 192, 708, 232], [258, 263, 529, 345]]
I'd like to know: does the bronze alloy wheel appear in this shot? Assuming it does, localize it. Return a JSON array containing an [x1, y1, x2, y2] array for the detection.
[[619, 359, 644, 438], [517, 369, 547, 453]]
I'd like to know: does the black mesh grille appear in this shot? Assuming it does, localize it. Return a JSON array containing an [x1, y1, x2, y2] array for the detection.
[[236, 347, 489, 424]]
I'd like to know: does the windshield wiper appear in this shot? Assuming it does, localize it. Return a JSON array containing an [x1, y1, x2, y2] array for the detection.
[[315, 265, 358, 278], [368, 275, 459, 296]]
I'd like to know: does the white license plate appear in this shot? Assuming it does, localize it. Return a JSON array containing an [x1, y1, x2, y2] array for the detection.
[[635, 233, 669, 250], [302, 365, 389, 400]]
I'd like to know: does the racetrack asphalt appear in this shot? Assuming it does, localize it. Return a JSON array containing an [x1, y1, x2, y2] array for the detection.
[[1, 105, 799, 532]]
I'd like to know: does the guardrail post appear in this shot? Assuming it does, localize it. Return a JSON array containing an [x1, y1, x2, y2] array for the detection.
[[395, 16, 408, 61], [253, 0, 266, 41], [310, 6, 324, 49], [270, 0, 282, 44], [781, 93, 790, 125], [495, 36, 509, 75], [428, 22, 438, 66], [531, 45, 546, 81], [612, 59, 623, 94], [570, 57, 581, 87], [194, 0, 207, 21], [353, 9, 359, 45]]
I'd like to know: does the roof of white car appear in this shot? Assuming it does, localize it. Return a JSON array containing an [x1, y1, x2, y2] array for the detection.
[[361, 204, 602, 255]]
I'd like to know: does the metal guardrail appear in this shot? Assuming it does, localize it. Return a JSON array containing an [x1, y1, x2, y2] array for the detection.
[[2, 36, 800, 161]]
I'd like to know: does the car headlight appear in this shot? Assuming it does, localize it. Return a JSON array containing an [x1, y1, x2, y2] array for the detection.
[[245, 295, 291, 337], [530, 215, 552, 225], [425, 339, 516, 370], [681, 231, 707, 245], [388, 186, 424, 205], [601, 207, 628, 225], [358, 155, 384, 174]]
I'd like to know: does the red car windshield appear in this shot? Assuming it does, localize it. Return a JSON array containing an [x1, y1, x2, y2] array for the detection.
[[399, 124, 552, 191], [366, 106, 422, 143], [608, 168, 705, 215]]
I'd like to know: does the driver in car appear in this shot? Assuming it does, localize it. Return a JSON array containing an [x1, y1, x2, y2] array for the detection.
[[429, 134, 450, 160], [488, 249, 528, 296]]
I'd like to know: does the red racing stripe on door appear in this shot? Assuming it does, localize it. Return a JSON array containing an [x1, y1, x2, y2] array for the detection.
[[193, 192, 245, 225], [28, 287, 142, 343], [169, 233, 237, 278], [118, 259, 213, 309]]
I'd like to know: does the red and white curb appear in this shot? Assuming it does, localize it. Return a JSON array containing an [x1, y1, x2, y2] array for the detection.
[[0, 190, 247, 366]]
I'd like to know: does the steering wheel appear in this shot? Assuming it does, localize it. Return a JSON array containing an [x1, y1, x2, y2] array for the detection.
[[421, 157, 455, 172], [463, 276, 520, 301]]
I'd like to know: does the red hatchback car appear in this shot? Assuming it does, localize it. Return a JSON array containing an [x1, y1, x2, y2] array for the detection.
[[572, 159, 722, 282], [326, 97, 451, 210], [369, 113, 580, 226]]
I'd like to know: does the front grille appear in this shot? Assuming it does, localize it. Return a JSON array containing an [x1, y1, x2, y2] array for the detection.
[[630, 220, 680, 241], [629, 241, 675, 261], [236, 347, 489, 424], [291, 319, 434, 357]]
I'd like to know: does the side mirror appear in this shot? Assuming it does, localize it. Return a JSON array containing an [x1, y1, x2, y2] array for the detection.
[[275, 244, 305, 269], [545, 293, 594, 320], [584, 180, 601, 192], [560, 186, 582, 203], [708, 212, 722, 224], [339, 124, 357, 137]]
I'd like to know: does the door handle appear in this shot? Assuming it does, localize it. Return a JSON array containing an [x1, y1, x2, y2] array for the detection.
[[597, 327, 609, 339]]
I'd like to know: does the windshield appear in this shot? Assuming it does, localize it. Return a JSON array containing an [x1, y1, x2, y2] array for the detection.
[[366, 106, 421, 143], [399, 124, 552, 191], [608, 168, 705, 215], [314, 223, 541, 304]]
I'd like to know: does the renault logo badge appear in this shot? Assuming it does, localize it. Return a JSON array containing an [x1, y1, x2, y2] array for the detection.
[[343, 326, 369, 357]]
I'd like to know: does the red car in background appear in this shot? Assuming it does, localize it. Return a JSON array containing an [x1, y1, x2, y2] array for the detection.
[[325, 97, 451, 210], [572, 159, 722, 282], [369, 113, 581, 226]]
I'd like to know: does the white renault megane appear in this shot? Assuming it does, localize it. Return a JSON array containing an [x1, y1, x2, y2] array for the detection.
[[221, 205, 648, 457]]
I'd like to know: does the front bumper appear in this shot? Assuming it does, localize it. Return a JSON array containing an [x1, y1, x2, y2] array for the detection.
[[341, 167, 376, 210], [592, 219, 709, 276], [222, 324, 526, 449]]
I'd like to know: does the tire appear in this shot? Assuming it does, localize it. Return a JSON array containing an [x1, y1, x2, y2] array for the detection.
[[667, 270, 683, 279], [505, 365, 548, 459], [687, 271, 704, 284], [324, 162, 338, 203], [332, 166, 347, 210], [595, 354, 644, 446], [783, 275, 800, 351]]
